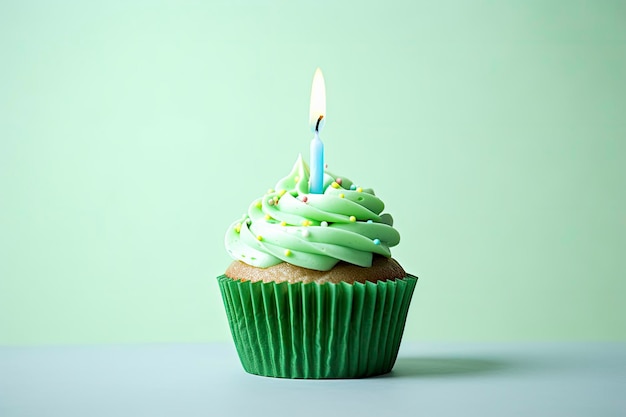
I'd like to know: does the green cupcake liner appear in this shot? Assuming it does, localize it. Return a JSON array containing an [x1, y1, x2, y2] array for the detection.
[[217, 274, 418, 379]]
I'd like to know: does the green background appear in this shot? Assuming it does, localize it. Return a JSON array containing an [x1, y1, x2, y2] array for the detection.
[[1, 0, 625, 345]]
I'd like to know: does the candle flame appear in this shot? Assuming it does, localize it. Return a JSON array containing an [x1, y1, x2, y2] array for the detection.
[[309, 68, 326, 132]]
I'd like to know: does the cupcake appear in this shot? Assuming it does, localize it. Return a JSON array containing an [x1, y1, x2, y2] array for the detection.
[[218, 155, 418, 378]]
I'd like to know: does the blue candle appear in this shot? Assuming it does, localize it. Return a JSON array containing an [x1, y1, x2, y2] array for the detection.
[[308, 68, 326, 194], [309, 122, 324, 194]]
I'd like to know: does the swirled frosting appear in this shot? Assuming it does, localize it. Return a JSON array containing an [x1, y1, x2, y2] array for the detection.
[[225, 155, 400, 271]]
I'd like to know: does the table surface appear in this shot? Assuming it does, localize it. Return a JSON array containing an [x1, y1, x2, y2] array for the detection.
[[1, 342, 625, 417]]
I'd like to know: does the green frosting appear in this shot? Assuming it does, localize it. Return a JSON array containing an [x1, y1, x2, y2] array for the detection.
[[225, 155, 400, 271]]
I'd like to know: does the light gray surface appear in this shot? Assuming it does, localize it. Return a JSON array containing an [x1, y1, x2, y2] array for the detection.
[[1, 342, 625, 417]]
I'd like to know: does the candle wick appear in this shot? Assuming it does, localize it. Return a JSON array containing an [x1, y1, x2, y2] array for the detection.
[[315, 115, 324, 132]]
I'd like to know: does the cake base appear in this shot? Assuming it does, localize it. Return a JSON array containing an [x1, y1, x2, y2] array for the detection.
[[225, 256, 406, 284]]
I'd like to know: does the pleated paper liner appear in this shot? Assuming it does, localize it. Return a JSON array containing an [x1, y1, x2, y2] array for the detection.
[[217, 274, 418, 379]]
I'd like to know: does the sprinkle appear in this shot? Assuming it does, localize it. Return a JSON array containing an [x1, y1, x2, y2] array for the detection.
[[246, 218, 252, 225], [301, 229, 310, 237], [301, 220, 312, 227], [350, 184, 356, 190], [321, 221, 328, 227], [339, 193, 345, 198], [373, 238, 381, 245], [349, 216, 357, 222], [280, 221, 287, 226], [257, 235, 263, 241], [356, 187, 363, 193], [301, 195, 308, 203], [267, 188, 274, 194], [367, 219, 373, 224], [284, 249, 292, 256], [265, 214, 271, 220], [234, 223, 241, 233], [336, 178, 342, 185], [279, 189, 287, 197], [268, 199, 275, 206], [331, 182, 340, 189], [255, 201, 262, 208]]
